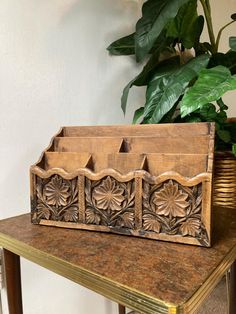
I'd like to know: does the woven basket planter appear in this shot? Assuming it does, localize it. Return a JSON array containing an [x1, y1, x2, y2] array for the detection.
[[213, 151, 236, 208]]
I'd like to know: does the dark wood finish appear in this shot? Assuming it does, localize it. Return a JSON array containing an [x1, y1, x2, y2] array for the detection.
[[30, 123, 215, 246], [118, 304, 126, 314], [0, 206, 236, 313], [3, 249, 23, 314], [229, 260, 236, 314]]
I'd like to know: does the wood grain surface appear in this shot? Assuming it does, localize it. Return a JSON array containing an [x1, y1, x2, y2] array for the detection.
[[30, 123, 215, 246]]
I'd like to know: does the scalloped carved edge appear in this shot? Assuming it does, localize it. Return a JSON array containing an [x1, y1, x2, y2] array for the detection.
[[30, 166, 211, 186], [31, 172, 212, 246]]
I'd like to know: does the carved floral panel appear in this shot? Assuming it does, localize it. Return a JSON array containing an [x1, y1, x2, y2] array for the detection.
[[142, 180, 209, 245], [32, 175, 78, 223], [85, 176, 135, 229]]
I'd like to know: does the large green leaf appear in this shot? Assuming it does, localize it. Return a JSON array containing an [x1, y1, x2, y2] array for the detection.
[[198, 103, 218, 121], [144, 54, 210, 123], [121, 78, 137, 114], [229, 36, 236, 52], [217, 130, 231, 143], [132, 107, 144, 124], [182, 8, 202, 49], [180, 66, 236, 117], [135, 0, 191, 62], [107, 31, 171, 57], [143, 68, 176, 121], [198, 103, 227, 123], [121, 35, 178, 114], [134, 53, 179, 86], [193, 15, 205, 52], [233, 143, 236, 156], [181, 102, 227, 125], [107, 33, 135, 55], [208, 51, 236, 74], [166, 0, 199, 49]]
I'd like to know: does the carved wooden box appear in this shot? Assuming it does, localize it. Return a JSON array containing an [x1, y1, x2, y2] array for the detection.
[[30, 123, 215, 247]]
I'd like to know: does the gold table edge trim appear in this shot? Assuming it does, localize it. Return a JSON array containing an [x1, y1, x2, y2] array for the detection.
[[183, 245, 236, 313]]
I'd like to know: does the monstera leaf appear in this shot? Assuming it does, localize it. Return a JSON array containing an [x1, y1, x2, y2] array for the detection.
[[180, 66, 236, 117], [143, 54, 210, 123], [135, 0, 191, 62]]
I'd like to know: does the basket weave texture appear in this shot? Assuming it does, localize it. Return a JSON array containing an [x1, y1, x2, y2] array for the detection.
[[213, 151, 236, 208]]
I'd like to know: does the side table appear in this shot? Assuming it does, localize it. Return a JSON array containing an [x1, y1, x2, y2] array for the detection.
[[0, 206, 236, 314]]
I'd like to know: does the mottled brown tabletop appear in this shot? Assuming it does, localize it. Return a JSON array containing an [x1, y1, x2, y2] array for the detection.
[[1, 207, 236, 314]]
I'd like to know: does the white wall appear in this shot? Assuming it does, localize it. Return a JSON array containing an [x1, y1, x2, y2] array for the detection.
[[0, 1, 235, 314], [0, 1, 143, 313]]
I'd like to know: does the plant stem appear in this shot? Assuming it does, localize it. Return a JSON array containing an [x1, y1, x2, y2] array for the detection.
[[216, 20, 236, 51], [199, 0, 217, 53], [177, 42, 184, 64], [205, 0, 211, 15]]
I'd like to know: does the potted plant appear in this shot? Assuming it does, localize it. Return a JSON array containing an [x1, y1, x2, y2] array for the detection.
[[107, 0, 236, 207]]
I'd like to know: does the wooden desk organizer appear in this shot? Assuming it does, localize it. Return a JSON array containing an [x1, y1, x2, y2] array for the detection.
[[30, 123, 215, 247]]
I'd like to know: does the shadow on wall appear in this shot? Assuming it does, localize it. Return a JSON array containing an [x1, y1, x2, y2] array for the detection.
[[59, 0, 141, 27], [45, 0, 144, 125]]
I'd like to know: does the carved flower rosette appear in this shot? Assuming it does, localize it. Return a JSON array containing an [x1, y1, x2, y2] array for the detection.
[[142, 180, 209, 246], [32, 175, 78, 223], [85, 176, 135, 229]]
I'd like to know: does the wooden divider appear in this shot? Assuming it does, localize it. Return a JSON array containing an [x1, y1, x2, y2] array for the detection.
[[121, 136, 209, 154], [145, 153, 208, 177], [90, 153, 146, 174], [44, 152, 92, 172], [53, 137, 123, 153]]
